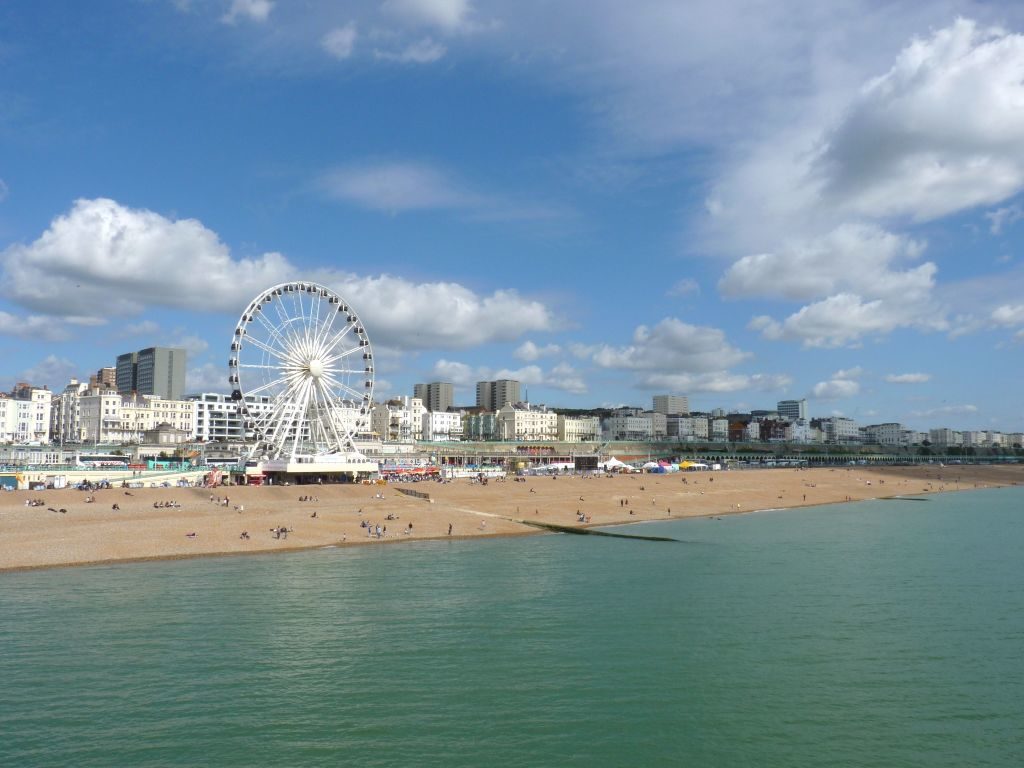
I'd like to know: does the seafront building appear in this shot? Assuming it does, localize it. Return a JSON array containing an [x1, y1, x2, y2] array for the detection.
[[476, 379, 521, 412], [557, 415, 601, 442], [371, 397, 426, 442], [652, 394, 689, 415], [116, 347, 187, 401], [422, 410, 463, 441], [0, 384, 52, 444], [413, 382, 454, 413], [496, 403, 558, 441], [777, 399, 808, 421], [187, 392, 279, 443]]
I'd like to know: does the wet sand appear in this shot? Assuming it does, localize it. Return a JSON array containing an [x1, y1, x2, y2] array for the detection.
[[1, 464, 1021, 572]]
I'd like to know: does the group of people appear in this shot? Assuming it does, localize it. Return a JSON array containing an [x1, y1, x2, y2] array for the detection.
[[152, 500, 181, 509], [270, 526, 290, 539], [298, 495, 319, 502], [359, 519, 415, 538]]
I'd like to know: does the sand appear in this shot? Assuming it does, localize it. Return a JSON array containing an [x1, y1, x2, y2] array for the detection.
[[1, 463, 1021, 572]]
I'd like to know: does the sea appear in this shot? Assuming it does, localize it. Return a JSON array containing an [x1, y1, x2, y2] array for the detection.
[[2, 487, 1022, 767]]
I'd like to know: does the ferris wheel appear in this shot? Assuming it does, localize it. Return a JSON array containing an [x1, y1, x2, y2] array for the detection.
[[228, 282, 374, 460]]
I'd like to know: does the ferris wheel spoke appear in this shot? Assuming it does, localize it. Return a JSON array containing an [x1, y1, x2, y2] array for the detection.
[[251, 309, 299, 360], [289, 379, 315, 458], [239, 334, 292, 364], [315, 377, 352, 450], [270, 295, 305, 356], [243, 374, 294, 398], [318, 321, 358, 358], [321, 343, 363, 367], [236, 362, 286, 371], [312, 296, 342, 356]]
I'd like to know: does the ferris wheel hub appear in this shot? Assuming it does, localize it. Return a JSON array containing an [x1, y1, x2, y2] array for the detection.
[[307, 359, 325, 378]]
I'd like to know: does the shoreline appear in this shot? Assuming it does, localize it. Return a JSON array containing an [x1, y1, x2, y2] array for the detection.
[[1, 464, 1021, 574]]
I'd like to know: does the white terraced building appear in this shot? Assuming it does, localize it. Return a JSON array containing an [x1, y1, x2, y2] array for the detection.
[[497, 403, 558, 441], [0, 385, 52, 444], [556, 415, 601, 442], [188, 392, 277, 443], [421, 410, 462, 441]]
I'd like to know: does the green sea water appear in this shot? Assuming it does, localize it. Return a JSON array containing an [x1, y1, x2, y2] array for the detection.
[[2, 487, 1023, 767]]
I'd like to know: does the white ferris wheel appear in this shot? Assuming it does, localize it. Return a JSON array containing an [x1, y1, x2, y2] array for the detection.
[[228, 282, 374, 460]]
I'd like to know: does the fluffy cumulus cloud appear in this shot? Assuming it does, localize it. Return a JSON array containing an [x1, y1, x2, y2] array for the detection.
[[816, 19, 1024, 222], [885, 372, 931, 384], [186, 362, 230, 394], [514, 341, 561, 362], [0, 198, 289, 319], [590, 317, 749, 373], [222, 0, 273, 25], [810, 367, 862, 400], [381, 0, 474, 32], [17, 355, 79, 391], [0, 310, 70, 341], [0, 198, 555, 349], [582, 317, 788, 393], [709, 18, 1024, 348], [720, 224, 930, 302], [321, 274, 555, 349], [991, 303, 1024, 326], [321, 23, 357, 60]]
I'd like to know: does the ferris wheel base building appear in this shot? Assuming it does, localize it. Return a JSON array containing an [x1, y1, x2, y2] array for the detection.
[[240, 455, 379, 485]]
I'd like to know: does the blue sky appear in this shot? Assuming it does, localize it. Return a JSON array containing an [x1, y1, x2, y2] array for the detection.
[[1, 0, 1023, 432]]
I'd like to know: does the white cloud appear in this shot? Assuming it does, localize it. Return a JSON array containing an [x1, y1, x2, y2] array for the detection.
[[810, 367, 863, 400], [720, 224, 930, 302], [640, 372, 791, 394], [811, 378, 860, 400], [19, 355, 78, 391], [0, 311, 69, 341], [122, 320, 160, 337], [514, 340, 561, 362], [583, 317, 788, 394], [164, 334, 209, 357], [319, 161, 476, 212], [724, 224, 940, 348], [318, 160, 568, 220], [322, 23, 357, 60], [185, 362, 229, 394], [374, 37, 447, 64], [910, 404, 979, 418], [750, 292, 941, 349], [986, 203, 1024, 235], [431, 359, 587, 395], [320, 275, 554, 349], [885, 372, 931, 384], [1, 198, 557, 350], [430, 359, 476, 386], [1, 198, 287, 319], [667, 278, 700, 297], [590, 317, 749, 373], [991, 303, 1024, 326], [815, 19, 1024, 222], [222, 0, 273, 25], [381, 0, 473, 32], [832, 366, 863, 380]]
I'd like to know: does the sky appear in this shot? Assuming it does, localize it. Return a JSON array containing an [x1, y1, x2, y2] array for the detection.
[[1, 0, 1023, 432]]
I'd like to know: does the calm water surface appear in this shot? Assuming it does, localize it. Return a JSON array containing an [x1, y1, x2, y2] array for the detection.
[[2, 487, 1023, 766]]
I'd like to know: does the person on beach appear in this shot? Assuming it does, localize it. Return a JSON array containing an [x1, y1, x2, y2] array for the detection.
[[448, 523, 453, 535]]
